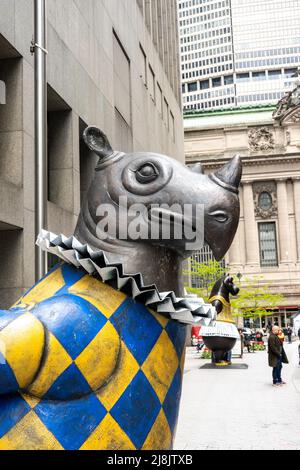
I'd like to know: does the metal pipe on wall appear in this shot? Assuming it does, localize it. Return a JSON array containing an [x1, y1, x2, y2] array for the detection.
[[33, 0, 48, 280]]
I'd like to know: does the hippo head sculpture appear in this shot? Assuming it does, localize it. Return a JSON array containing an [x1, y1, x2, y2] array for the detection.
[[75, 127, 242, 296]]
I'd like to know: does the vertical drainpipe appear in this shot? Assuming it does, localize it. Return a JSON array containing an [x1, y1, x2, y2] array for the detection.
[[32, 0, 48, 280]]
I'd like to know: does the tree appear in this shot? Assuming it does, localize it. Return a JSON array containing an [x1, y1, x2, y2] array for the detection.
[[184, 258, 227, 300], [231, 276, 284, 323]]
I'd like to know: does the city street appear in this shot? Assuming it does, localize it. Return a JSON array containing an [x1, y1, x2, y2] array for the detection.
[[175, 342, 300, 450]]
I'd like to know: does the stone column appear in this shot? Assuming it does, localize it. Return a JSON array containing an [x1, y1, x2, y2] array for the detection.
[[228, 186, 244, 267], [228, 226, 241, 266], [242, 182, 260, 266], [293, 178, 300, 262], [277, 179, 291, 263]]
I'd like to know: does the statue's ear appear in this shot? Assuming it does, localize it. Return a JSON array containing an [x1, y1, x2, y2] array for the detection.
[[83, 126, 114, 160]]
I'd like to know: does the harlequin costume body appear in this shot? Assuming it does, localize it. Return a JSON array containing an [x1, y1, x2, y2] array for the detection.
[[0, 262, 188, 450], [0, 126, 243, 449]]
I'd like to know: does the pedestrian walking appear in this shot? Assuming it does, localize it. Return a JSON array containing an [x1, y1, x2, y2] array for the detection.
[[298, 327, 300, 341], [287, 325, 292, 344], [268, 326, 289, 387]]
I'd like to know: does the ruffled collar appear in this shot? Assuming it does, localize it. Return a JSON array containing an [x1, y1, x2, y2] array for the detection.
[[37, 230, 216, 326]]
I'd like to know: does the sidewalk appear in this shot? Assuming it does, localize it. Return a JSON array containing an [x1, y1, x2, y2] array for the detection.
[[174, 341, 300, 450]]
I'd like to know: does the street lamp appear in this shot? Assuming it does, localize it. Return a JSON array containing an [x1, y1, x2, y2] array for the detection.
[[32, 0, 48, 280]]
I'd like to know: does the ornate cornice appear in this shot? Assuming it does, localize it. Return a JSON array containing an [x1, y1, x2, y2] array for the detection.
[[273, 80, 300, 124], [186, 154, 300, 170]]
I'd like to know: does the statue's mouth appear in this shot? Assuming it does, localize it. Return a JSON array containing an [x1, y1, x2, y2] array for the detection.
[[148, 207, 204, 254]]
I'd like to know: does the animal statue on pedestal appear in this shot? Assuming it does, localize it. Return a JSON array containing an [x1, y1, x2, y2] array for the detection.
[[0, 127, 242, 450], [202, 275, 240, 366]]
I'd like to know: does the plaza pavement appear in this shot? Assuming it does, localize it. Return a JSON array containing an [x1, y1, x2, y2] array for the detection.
[[174, 341, 300, 450]]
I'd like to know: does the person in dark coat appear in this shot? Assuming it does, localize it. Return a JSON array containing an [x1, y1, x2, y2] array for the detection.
[[298, 327, 300, 341], [268, 325, 289, 387]]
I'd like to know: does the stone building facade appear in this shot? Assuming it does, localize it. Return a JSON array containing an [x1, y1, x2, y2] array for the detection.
[[184, 83, 300, 327], [0, 0, 183, 308]]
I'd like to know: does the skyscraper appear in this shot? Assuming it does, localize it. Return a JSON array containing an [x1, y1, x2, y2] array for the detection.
[[179, 0, 300, 112]]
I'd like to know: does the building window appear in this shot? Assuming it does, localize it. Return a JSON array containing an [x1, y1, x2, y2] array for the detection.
[[259, 222, 278, 268], [0, 79, 5, 103], [190, 244, 226, 289], [237, 72, 249, 82], [188, 81, 197, 92], [113, 32, 131, 128], [148, 65, 155, 102], [79, 118, 98, 205], [163, 98, 169, 129], [157, 82, 163, 116], [269, 70, 281, 79], [284, 68, 297, 78], [170, 111, 175, 142], [47, 86, 72, 211], [200, 79, 209, 90], [258, 192, 272, 212], [115, 108, 132, 153], [212, 77, 221, 87], [253, 71, 266, 81], [139, 44, 147, 85], [224, 75, 233, 85]]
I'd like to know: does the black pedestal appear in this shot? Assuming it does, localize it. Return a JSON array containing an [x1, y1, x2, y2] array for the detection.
[[200, 363, 249, 370]]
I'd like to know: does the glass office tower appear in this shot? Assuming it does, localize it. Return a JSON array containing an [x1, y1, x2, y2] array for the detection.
[[179, 0, 300, 112]]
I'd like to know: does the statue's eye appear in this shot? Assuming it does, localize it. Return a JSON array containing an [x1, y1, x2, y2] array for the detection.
[[209, 210, 229, 223], [136, 163, 159, 184]]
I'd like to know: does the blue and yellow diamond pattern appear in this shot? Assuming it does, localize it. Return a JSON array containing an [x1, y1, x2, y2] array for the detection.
[[0, 264, 187, 450]]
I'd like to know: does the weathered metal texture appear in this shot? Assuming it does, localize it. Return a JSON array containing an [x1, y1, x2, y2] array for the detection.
[[0, 127, 243, 449]]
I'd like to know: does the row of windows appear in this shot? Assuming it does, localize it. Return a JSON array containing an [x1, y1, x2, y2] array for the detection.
[[181, 32, 231, 47], [183, 85, 234, 102], [179, 0, 228, 10], [181, 20, 231, 35], [184, 96, 235, 110], [139, 44, 175, 141], [136, 0, 180, 102], [233, 17, 300, 32], [236, 56, 300, 70], [182, 68, 298, 92], [237, 92, 285, 103], [179, 8, 230, 26], [182, 54, 233, 70], [235, 47, 300, 60], [232, 0, 300, 12], [183, 74, 233, 90], [182, 62, 233, 79], [179, 0, 229, 15], [181, 44, 232, 62]]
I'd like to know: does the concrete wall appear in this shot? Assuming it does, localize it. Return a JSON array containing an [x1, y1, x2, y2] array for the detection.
[[0, 0, 184, 308]]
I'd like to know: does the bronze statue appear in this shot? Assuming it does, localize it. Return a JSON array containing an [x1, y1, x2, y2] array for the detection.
[[0, 127, 242, 450], [76, 127, 242, 297], [202, 275, 240, 366]]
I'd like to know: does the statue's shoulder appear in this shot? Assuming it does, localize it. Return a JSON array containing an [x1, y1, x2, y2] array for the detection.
[[17, 262, 127, 316]]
